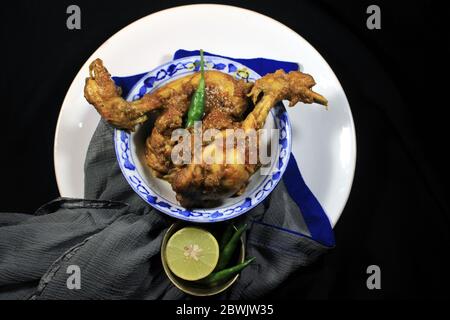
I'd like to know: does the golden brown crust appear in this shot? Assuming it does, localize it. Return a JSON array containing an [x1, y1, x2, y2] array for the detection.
[[84, 60, 327, 208]]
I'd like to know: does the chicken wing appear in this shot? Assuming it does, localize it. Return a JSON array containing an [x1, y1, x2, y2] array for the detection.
[[84, 59, 160, 130], [84, 58, 252, 131]]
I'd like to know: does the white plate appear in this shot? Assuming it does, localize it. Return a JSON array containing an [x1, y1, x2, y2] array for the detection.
[[54, 4, 356, 227]]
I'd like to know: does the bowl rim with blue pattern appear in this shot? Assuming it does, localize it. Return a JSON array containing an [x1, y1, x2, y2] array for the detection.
[[114, 56, 292, 223]]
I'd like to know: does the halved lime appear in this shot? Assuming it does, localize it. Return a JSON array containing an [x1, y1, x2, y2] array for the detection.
[[165, 227, 219, 281]]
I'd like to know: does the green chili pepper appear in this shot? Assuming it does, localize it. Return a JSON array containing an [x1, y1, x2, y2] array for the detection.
[[215, 223, 247, 271], [185, 49, 205, 128], [219, 223, 236, 250], [199, 257, 255, 287]]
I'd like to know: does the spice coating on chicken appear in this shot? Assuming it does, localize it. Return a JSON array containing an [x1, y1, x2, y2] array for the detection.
[[84, 59, 161, 130], [171, 70, 328, 207], [143, 71, 253, 176], [85, 58, 252, 132], [84, 59, 327, 208]]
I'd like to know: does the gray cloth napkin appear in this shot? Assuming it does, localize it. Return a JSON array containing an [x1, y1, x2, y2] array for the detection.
[[0, 119, 330, 300]]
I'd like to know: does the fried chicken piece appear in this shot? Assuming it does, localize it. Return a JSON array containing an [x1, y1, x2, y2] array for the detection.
[[172, 70, 327, 207], [202, 84, 251, 130], [84, 59, 327, 208], [84, 59, 160, 130], [84, 58, 252, 131], [144, 93, 191, 176], [85, 58, 253, 176], [243, 69, 327, 130], [143, 72, 252, 177]]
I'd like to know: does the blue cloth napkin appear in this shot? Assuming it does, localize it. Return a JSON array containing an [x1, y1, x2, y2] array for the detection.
[[114, 49, 335, 247]]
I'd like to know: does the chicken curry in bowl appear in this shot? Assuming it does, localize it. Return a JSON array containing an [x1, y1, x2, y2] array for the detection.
[[84, 54, 327, 211]]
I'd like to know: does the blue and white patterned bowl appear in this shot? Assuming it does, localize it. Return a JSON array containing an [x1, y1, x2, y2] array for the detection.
[[114, 56, 292, 223]]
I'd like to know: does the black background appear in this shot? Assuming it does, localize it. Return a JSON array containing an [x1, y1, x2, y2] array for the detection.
[[1, 0, 449, 299]]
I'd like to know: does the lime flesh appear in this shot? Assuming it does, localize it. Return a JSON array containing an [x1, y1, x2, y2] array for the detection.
[[166, 227, 219, 281]]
